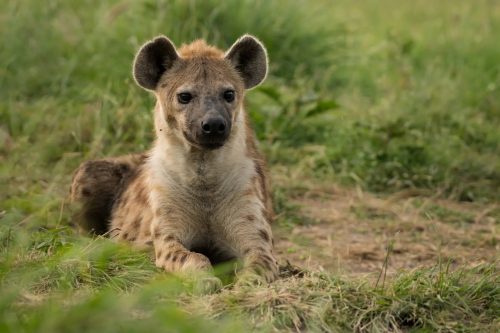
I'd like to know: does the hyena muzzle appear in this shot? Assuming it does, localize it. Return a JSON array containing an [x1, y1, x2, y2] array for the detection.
[[70, 35, 279, 285]]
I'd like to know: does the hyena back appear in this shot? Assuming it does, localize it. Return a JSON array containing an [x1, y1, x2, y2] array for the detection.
[[70, 35, 278, 283]]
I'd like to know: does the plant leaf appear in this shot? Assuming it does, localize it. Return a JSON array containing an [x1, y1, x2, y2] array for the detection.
[[305, 99, 339, 117], [256, 86, 282, 103]]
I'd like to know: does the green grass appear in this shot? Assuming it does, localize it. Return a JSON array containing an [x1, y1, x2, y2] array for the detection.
[[1, 0, 499, 331], [1, 224, 498, 332]]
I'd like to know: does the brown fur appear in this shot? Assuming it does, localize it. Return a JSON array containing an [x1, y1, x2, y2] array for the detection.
[[177, 40, 224, 58], [70, 35, 278, 283]]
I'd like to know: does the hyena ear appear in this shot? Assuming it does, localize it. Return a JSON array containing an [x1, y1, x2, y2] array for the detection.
[[133, 36, 179, 90], [225, 35, 268, 89]]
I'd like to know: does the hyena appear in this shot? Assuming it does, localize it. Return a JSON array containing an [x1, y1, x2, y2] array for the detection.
[[70, 35, 279, 284]]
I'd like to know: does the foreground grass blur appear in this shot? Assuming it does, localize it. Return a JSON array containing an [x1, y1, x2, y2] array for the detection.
[[1, 0, 499, 331], [1, 224, 498, 332]]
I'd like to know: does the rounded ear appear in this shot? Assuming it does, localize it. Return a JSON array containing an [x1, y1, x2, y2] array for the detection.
[[133, 36, 179, 90], [225, 35, 268, 89]]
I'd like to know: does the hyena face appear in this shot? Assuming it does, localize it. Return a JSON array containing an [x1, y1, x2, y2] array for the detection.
[[159, 56, 244, 150], [133, 36, 267, 150]]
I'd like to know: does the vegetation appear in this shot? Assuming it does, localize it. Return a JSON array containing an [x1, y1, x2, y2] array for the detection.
[[1, 0, 498, 332]]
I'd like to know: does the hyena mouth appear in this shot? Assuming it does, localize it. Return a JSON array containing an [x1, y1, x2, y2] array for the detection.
[[200, 142, 225, 150], [196, 138, 227, 150], [182, 131, 227, 150]]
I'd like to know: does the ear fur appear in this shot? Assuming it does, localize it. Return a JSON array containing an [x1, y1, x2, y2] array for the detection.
[[133, 36, 179, 90], [225, 35, 268, 89]]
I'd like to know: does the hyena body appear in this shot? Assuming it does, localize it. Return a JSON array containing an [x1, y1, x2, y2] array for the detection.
[[71, 35, 278, 283]]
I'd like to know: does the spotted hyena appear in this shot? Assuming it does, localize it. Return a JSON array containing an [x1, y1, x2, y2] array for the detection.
[[70, 35, 278, 285]]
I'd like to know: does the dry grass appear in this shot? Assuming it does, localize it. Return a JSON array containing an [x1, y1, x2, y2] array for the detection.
[[180, 263, 499, 332], [273, 178, 499, 277]]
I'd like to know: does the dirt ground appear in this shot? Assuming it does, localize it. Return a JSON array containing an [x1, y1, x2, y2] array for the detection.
[[273, 184, 499, 279]]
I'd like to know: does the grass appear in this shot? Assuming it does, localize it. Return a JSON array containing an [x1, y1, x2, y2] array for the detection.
[[1, 0, 499, 331], [1, 224, 498, 332]]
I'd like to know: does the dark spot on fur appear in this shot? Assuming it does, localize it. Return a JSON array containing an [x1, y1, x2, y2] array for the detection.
[[255, 247, 266, 254], [261, 207, 272, 223], [255, 163, 266, 194], [156, 249, 163, 258], [258, 229, 270, 242], [259, 258, 272, 271], [243, 188, 253, 197], [81, 188, 91, 197], [167, 115, 178, 130], [247, 215, 255, 221], [178, 253, 187, 264], [146, 240, 153, 246], [133, 218, 141, 229], [261, 254, 274, 265], [165, 252, 172, 261], [114, 163, 130, 178], [122, 232, 129, 239], [164, 235, 176, 242], [135, 187, 147, 204]]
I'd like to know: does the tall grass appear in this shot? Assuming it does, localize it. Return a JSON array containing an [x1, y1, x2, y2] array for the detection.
[[1, 0, 498, 202]]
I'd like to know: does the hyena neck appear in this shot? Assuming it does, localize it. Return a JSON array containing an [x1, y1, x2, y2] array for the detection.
[[150, 107, 252, 188]]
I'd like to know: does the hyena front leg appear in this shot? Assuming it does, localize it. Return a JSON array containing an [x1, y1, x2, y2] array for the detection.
[[229, 218, 279, 283], [150, 224, 212, 273], [150, 220, 222, 293], [149, 187, 218, 273], [242, 244, 279, 283]]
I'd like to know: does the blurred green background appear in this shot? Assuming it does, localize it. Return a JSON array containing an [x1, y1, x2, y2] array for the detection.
[[0, 0, 499, 332], [2, 0, 499, 202]]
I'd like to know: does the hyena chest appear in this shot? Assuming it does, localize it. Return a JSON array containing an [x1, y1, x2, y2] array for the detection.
[[168, 179, 247, 260]]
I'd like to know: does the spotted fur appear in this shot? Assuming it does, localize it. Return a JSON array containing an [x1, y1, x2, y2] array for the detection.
[[70, 35, 278, 283]]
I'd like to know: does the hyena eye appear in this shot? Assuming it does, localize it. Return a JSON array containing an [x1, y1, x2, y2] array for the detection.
[[177, 92, 193, 104], [223, 90, 235, 103]]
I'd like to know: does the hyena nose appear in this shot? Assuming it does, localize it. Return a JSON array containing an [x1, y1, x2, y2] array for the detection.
[[201, 117, 226, 135]]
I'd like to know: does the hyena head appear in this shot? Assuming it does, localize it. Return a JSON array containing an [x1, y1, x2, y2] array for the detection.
[[133, 35, 268, 150]]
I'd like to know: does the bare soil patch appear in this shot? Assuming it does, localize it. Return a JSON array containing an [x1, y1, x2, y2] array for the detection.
[[273, 185, 499, 278]]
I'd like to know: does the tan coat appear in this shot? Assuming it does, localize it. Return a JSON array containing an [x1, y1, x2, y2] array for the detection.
[[71, 35, 278, 283]]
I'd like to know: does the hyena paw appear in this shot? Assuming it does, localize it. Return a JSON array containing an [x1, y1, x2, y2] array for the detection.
[[182, 252, 213, 272], [192, 274, 223, 295], [236, 261, 279, 286], [180, 258, 222, 295], [156, 251, 212, 273], [235, 270, 265, 287]]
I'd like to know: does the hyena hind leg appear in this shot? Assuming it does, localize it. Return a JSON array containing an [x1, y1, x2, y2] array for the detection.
[[70, 154, 146, 235]]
